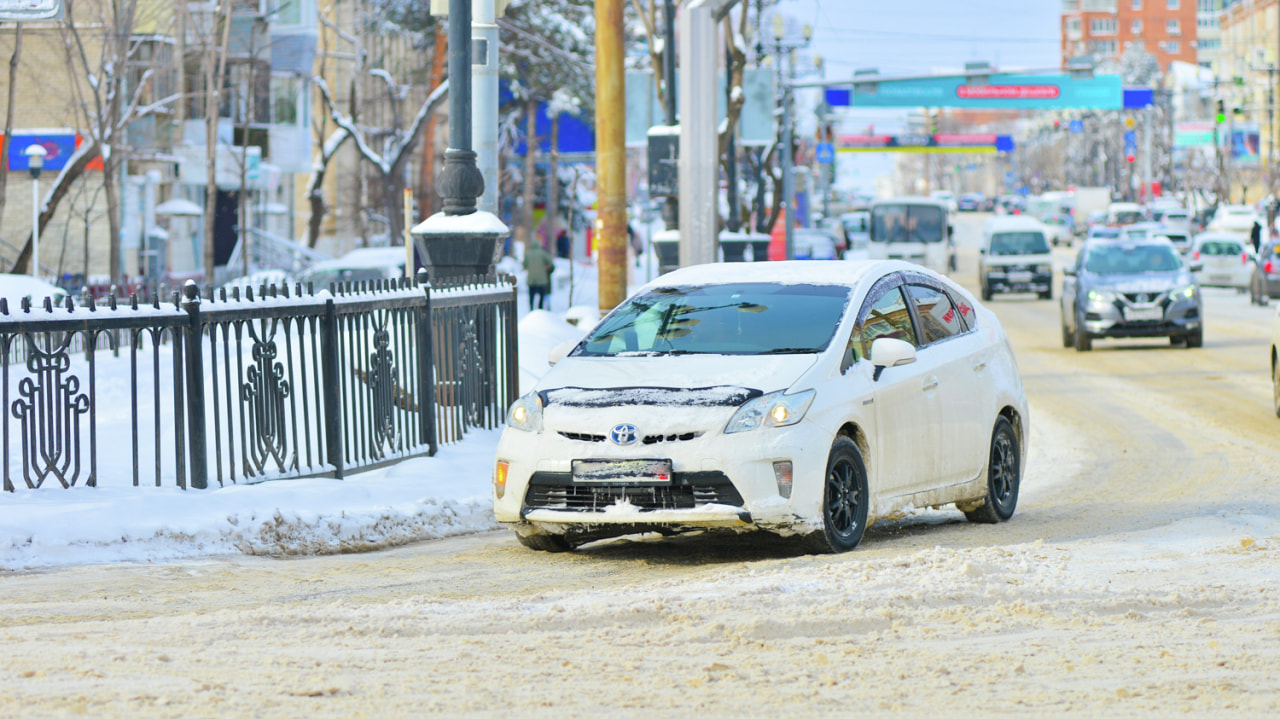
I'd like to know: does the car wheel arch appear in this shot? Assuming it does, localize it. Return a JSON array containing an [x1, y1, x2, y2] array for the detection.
[[836, 422, 872, 481], [998, 405, 1024, 455]]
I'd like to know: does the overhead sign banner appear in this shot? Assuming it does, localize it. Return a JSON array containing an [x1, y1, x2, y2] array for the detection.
[[1175, 122, 1214, 148], [837, 133, 1013, 154], [832, 73, 1124, 110]]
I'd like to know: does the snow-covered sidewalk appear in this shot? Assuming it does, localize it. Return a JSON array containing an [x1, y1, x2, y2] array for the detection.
[[0, 256, 611, 571]]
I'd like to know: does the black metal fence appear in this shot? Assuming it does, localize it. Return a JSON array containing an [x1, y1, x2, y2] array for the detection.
[[0, 271, 518, 492]]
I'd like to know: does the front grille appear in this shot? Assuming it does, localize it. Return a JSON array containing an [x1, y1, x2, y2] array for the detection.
[[559, 431, 606, 443], [523, 471, 745, 513], [1122, 292, 1167, 305]]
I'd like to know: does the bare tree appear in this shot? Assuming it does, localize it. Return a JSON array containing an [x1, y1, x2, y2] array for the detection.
[[0, 23, 22, 239]]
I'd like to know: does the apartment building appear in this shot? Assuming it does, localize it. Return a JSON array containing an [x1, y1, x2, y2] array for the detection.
[[1061, 0, 1200, 69]]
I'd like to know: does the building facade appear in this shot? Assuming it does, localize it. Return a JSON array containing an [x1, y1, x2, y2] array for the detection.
[[1061, 0, 1200, 70]]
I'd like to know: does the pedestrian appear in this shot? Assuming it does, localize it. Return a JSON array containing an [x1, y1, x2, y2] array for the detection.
[[1251, 220, 1262, 253], [523, 240, 555, 311], [555, 228, 571, 259]]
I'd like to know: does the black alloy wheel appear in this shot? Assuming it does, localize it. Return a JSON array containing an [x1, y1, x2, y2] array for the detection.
[[806, 436, 869, 553], [964, 416, 1021, 524]]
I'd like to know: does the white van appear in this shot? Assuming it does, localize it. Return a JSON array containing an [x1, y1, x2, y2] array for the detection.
[[868, 197, 955, 274], [979, 216, 1054, 300]]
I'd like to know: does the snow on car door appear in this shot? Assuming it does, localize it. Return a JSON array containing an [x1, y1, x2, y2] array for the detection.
[[858, 286, 942, 497], [903, 283, 988, 488]]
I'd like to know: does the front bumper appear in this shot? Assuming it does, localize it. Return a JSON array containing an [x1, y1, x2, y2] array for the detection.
[[1081, 295, 1201, 338], [985, 270, 1052, 294], [493, 422, 830, 536]]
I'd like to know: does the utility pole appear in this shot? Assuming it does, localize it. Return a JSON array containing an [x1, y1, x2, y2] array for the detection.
[[473, 0, 501, 215], [661, 0, 677, 232], [725, 36, 740, 232], [595, 0, 627, 312]]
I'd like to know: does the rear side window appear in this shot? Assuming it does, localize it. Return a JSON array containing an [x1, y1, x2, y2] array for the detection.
[[905, 284, 964, 345], [1199, 240, 1243, 256]]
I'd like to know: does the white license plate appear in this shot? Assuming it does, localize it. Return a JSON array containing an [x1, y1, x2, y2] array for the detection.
[[1007, 272, 1033, 283], [1124, 307, 1164, 322], [1209, 274, 1232, 283], [571, 459, 672, 483]]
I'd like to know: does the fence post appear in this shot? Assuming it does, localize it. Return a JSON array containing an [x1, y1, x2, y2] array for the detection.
[[417, 269, 438, 456], [505, 274, 519, 413], [181, 282, 208, 490], [320, 295, 345, 478]]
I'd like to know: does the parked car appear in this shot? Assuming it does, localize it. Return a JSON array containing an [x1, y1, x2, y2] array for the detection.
[[294, 247, 406, 287], [1250, 238, 1280, 305], [1190, 232, 1254, 293], [956, 193, 984, 212], [1061, 238, 1204, 351], [494, 261, 1029, 553], [793, 229, 839, 260], [979, 216, 1054, 300]]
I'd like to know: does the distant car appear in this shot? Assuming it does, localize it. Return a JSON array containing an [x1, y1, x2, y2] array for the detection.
[[1041, 213, 1073, 247], [1107, 202, 1145, 226], [1153, 207, 1192, 233], [980, 216, 1054, 300], [1210, 205, 1258, 234], [1121, 221, 1164, 243], [0, 274, 69, 311], [1250, 238, 1280, 305], [1191, 233, 1254, 293], [1088, 226, 1122, 241], [793, 229, 839, 260], [957, 193, 984, 212], [294, 247, 406, 287], [494, 261, 1029, 553], [1061, 238, 1204, 351], [1152, 227, 1192, 254]]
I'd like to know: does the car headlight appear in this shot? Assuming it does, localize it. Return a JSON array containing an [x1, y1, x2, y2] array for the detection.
[[1174, 284, 1198, 300], [506, 392, 544, 433], [724, 389, 816, 434], [1087, 289, 1118, 304]]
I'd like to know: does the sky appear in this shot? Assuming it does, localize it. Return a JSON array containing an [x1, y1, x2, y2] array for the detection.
[[774, 0, 1062, 194]]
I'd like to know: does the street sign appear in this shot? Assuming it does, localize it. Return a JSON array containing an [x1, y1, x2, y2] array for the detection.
[[815, 143, 835, 164], [1123, 88, 1154, 109], [0, 0, 62, 20], [830, 73, 1123, 110], [1123, 131, 1137, 155], [647, 127, 680, 196], [1069, 119, 1084, 134], [837, 133, 1013, 154]]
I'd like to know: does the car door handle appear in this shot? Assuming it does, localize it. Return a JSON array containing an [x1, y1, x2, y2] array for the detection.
[[922, 377, 938, 392]]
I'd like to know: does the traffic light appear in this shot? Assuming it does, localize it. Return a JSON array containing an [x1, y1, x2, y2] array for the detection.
[[1126, 152, 1136, 164], [1216, 99, 1226, 124]]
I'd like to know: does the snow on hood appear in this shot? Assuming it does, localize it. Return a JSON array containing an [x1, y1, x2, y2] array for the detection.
[[538, 354, 817, 397]]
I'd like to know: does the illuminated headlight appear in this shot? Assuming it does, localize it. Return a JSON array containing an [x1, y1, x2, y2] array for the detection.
[[1087, 289, 1118, 304], [506, 392, 543, 433], [724, 389, 816, 434], [1174, 284, 1198, 300]]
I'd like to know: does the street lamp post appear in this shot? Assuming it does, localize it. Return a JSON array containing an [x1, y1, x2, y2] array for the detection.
[[770, 15, 811, 261], [23, 144, 47, 279]]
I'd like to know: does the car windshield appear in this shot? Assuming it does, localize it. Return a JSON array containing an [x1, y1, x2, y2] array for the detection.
[[576, 282, 851, 356], [1090, 227, 1121, 239], [1111, 210, 1143, 224], [1084, 244, 1183, 274], [989, 231, 1050, 255], [871, 204, 945, 243]]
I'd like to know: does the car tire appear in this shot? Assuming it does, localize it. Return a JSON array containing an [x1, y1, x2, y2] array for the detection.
[[964, 416, 1021, 524], [1074, 319, 1092, 351], [981, 283, 993, 301], [1061, 320, 1074, 348], [1186, 327, 1204, 348], [1039, 289, 1052, 301], [515, 531, 574, 552], [805, 436, 869, 554]]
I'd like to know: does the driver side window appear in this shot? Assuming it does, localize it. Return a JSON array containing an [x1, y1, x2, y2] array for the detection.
[[859, 288, 917, 358]]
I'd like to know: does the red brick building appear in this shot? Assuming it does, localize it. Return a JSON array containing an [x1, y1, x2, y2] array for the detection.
[[1061, 0, 1199, 70]]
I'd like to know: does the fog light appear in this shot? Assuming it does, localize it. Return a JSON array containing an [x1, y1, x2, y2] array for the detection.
[[773, 461, 793, 498], [494, 460, 509, 499]]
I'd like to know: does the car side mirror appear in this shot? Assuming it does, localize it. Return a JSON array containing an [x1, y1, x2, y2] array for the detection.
[[1190, 262, 1204, 273], [948, 225, 955, 237], [870, 337, 916, 381], [548, 339, 578, 366], [1063, 266, 1077, 277]]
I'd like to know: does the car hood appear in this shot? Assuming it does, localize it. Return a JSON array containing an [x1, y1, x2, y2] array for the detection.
[[1081, 271, 1192, 293], [539, 354, 818, 397]]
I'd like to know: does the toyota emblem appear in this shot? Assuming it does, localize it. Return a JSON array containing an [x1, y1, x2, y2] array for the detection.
[[609, 423, 638, 446]]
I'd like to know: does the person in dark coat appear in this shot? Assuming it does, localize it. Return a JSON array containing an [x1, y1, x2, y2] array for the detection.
[[555, 228, 571, 259], [1251, 220, 1262, 253]]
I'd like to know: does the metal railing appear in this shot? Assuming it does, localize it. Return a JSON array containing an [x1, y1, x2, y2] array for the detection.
[[0, 271, 518, 492]]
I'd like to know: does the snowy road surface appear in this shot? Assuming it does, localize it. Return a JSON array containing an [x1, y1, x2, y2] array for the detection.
[[1, 215, 1278, 717]]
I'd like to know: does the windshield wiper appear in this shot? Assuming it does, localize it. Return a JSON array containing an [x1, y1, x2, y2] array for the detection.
[[766, 347, 818, 354]]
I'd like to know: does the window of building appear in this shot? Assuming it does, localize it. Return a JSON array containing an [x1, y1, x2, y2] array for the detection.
[[1167, 0, 1179, 9], [1089, 39, 1119, 55], [270, 75, 301, 125], [1168, 19, 1181, 35], [1132, 0, 1142, 9], [1067, 17, 1082, 35], [1162, 40, 1181, 53], [1132, 19, 1143, 34], [1091, 18, 1118, 36], [1083, 0, 1117, 10]]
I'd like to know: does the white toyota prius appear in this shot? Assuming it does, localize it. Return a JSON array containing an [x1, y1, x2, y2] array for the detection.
[[493, 261, 1029, 553]]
